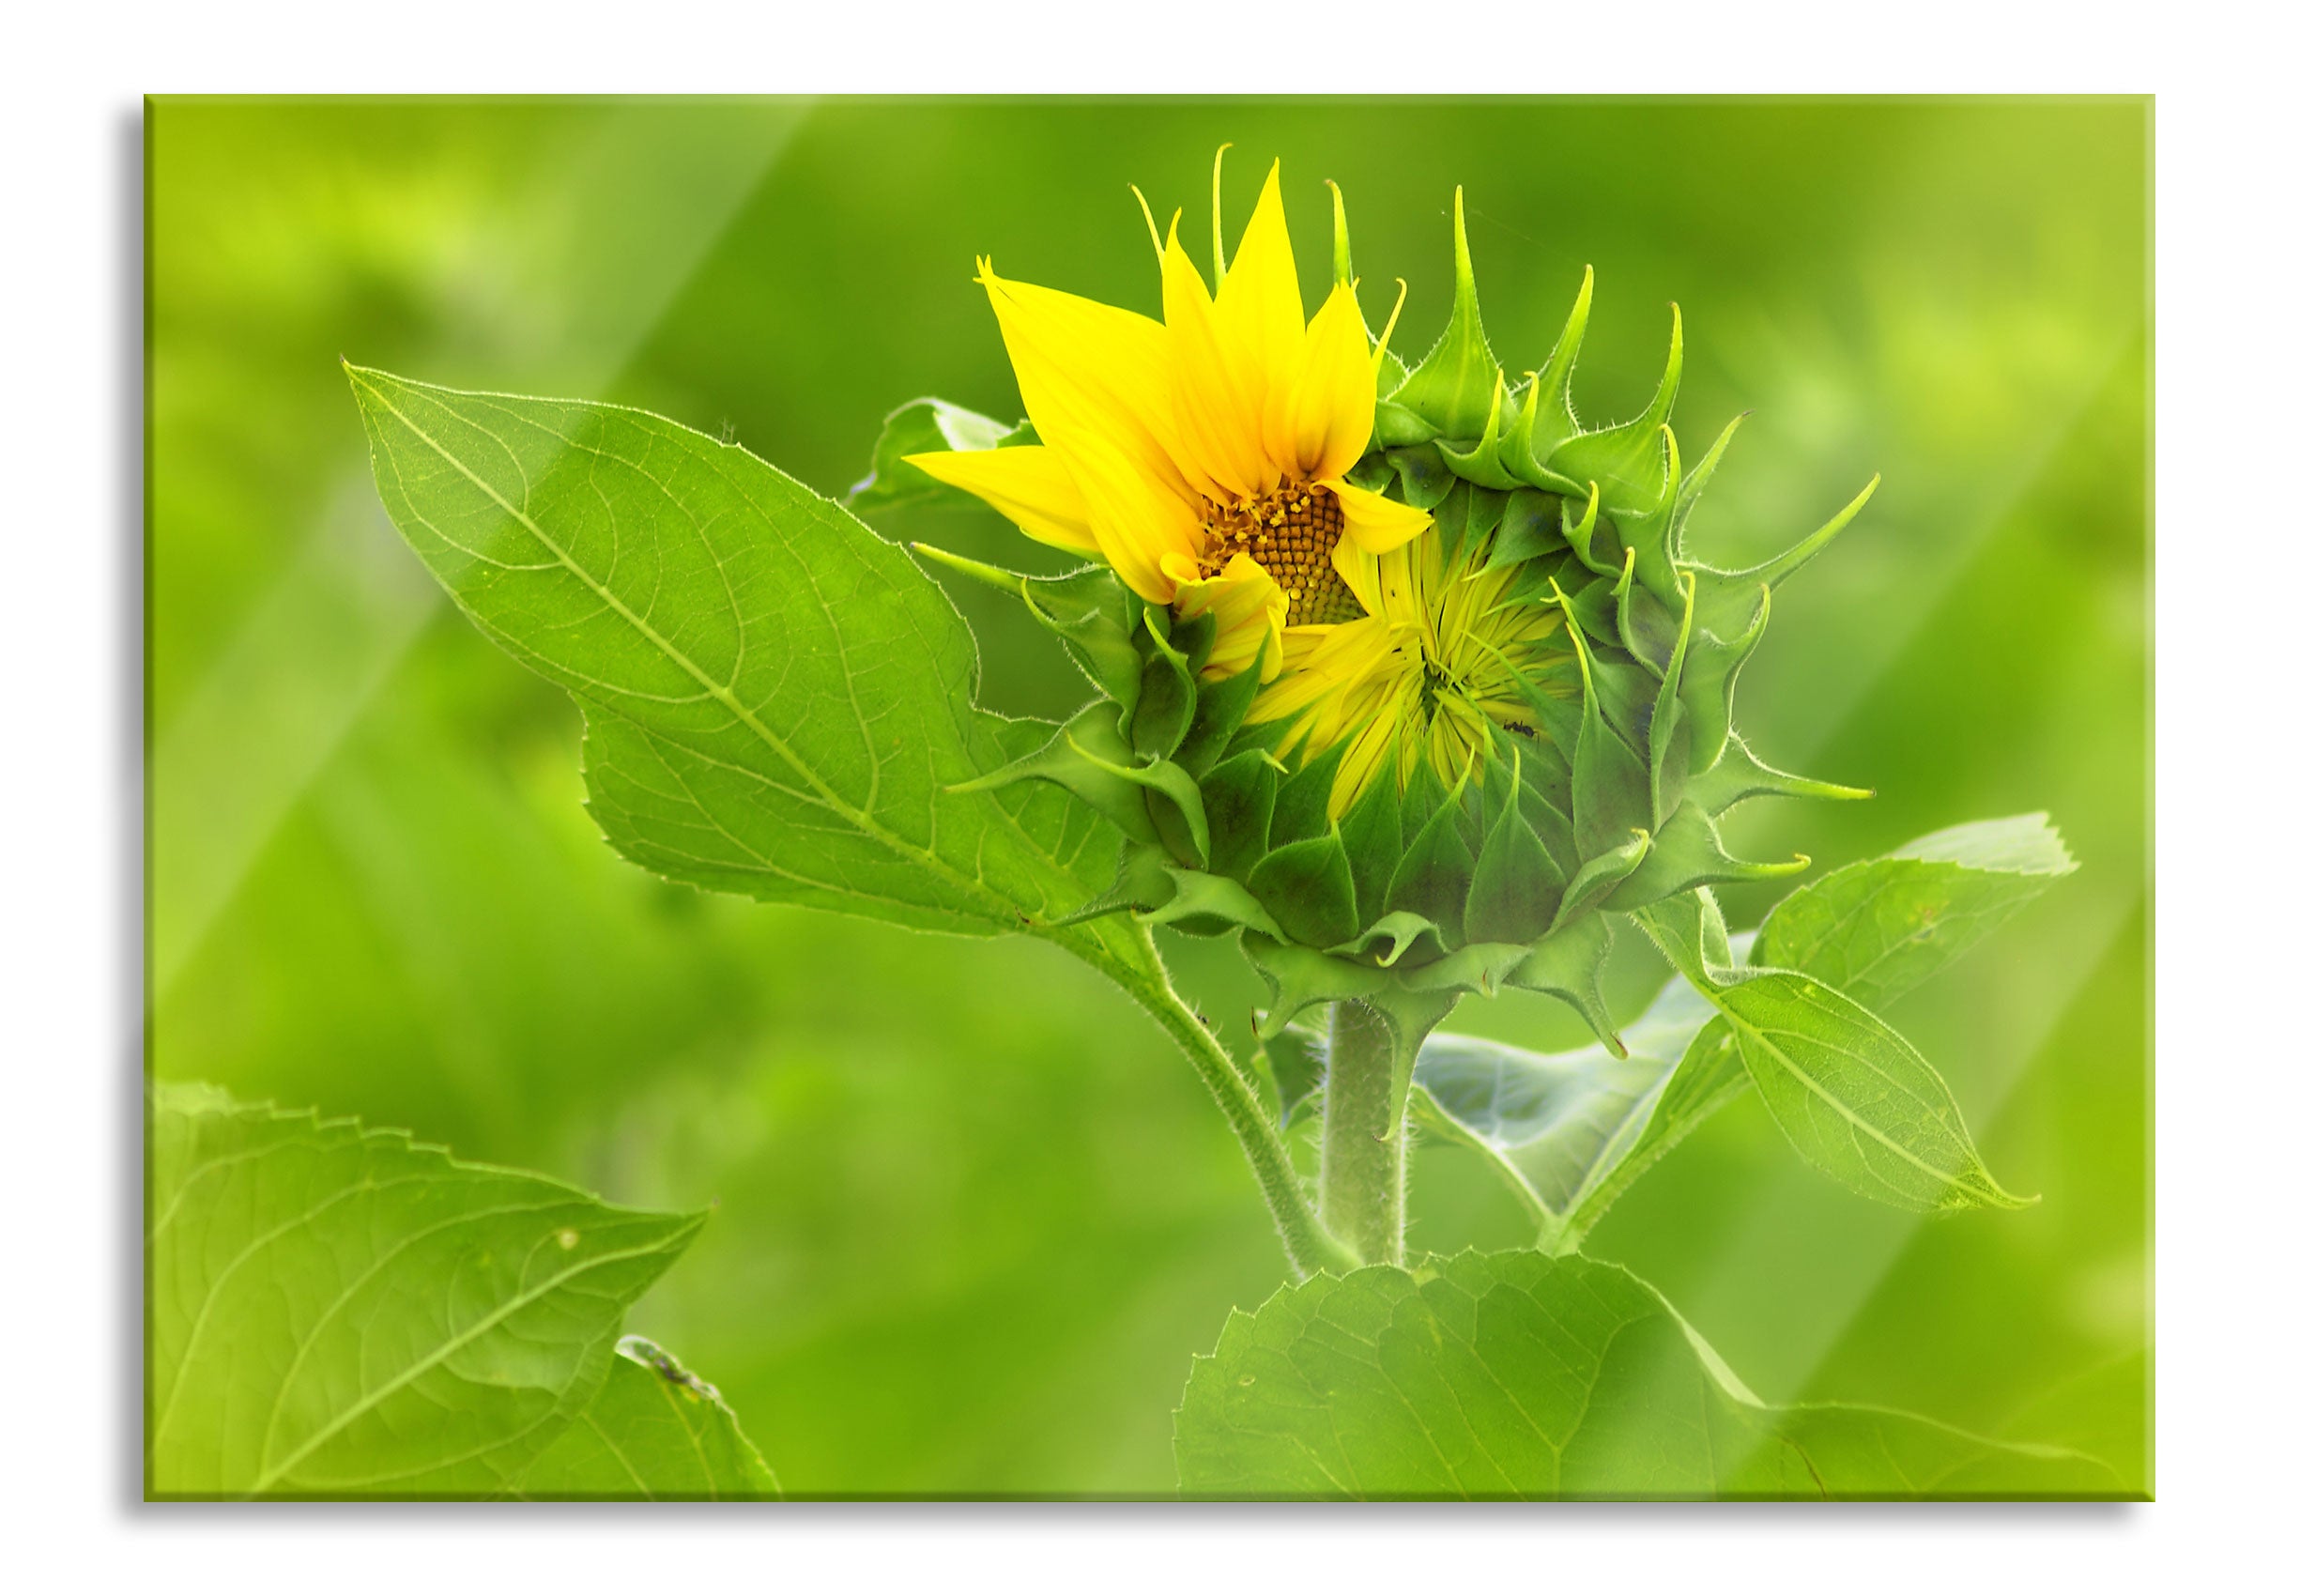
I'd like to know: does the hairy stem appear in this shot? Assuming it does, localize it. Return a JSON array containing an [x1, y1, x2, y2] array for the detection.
[[1072, 920, 1355, 1279], [1319, 999, 1406, 1267]]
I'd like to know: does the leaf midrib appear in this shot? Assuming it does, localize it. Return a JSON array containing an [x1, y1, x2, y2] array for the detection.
[[352, 371, 1027, 930]]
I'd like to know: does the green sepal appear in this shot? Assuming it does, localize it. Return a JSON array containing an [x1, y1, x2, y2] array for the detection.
[[1557, 483, 1616, 576], [1544, 303, 1682, 518], [1502, 911, 1623, 1055], [1386, 781, 1478, 950], [948, 698, 1159, 847], [1461, 755, 1566, 945], [1140, 866, 1288, 942], [1489, 489, 1568, 566], [1495, 370, 1590, 499], [1337, 758, 1405, 927], [1240, 932, 1406, 1034], [1248, 832, 1360, 950], [1553, 584, 1651, 858], [1174, 640, 1271, 778], [1602, 805, 1808, 914], [1387, 189, 1503, 442], [1680, 732, 1871, 816], [1435, 372, 1523, 490], [1508, 736, 1582, 880], [1131, 605, 1202, 760], [1551, 827, 1651, 931], [1635, 887, 1733, 986], [1386, 444, 1456, 510], [1669, 412, 1745, 562], [912, 545, 1141, 709], [1587, 648, 1660, 747], [1329, 909, 1449, 968], [1645, 572, 1702, 825], [1346, 450, 1401, 494], [1371, 987, 1469, 1141], [1677, 582, 1772, 772], [1510, 266, 1595, 468], [1200, 747, 1282, 879], [1048, 840, 1178, 928], [1617, 566, 1684, 677], [1611, 462, 1687, 606], [1695, 473, 1879, 618], [1371, 401, 1439, 450], [1430, 479, 1510, 563], [1269, 737, 1349, 852]]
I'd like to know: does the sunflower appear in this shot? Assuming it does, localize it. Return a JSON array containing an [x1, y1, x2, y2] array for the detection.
[[1248, 525, 1573, 820], [907, 159, 1432, 682]]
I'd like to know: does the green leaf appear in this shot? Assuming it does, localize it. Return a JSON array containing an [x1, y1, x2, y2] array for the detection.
[[346, 367, 1121, 946], [1756, 812, 2076, 1008], [1412, 972, 1716, 1223], [1709, 971, 2035, 1213], [149, 1083, 703, 1498], [1173, 1250, 2121, 1499], [1571, 817, 2074, 1234], [845, 395, 1022, 514], [507, 1337, 780, 1500]]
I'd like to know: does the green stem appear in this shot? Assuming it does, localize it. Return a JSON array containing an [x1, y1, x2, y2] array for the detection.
[[1071, 920, 1355, 1280], [1319, 999, 1406, 1266]]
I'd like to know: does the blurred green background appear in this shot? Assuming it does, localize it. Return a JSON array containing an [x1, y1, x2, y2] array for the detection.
[[147, 97, 2149, 1496]]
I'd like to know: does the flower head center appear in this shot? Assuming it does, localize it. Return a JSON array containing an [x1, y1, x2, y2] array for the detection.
[[1201, 483, 1362, 626]]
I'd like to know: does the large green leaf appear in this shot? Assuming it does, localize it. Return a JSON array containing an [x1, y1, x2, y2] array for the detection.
[[149, 1083, 702, 1497], [346, 367, 1120, 946], [507, 1337, 779, 1500], [1173, 1250, 2120, 1498], [1756, 812, 2076, 1007]]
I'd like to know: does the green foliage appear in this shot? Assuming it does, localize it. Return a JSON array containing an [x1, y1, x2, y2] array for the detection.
[[1410, 970, 1716, 1232], [148, 1083, 769, 1498], [1173, 1250, 2119, 1499], [1416, 815, 2074, 1243], [846, 397, 1023, 514], [345, 367, 1123, 950], [1757, 812, 2076, 1006], [511, 1338, 779, 1500], [155, 99, 2148, 1501], [1705, 968, 2033, 1213]]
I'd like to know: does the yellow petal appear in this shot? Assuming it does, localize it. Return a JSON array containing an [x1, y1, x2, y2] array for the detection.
[[1168, 552, 1289, 683], [1061, 427, 1201, 602], [1159, 225, 1271, 501], [1327, 477, 1433, 556], [1328, 530, 1385, 614], [1291, 284, 1378, 481], [1249, 614, 1395, 726], [905, 445, 1097, 556], [1215, 162, 1307, 471], [976, 261, 1194, 507]]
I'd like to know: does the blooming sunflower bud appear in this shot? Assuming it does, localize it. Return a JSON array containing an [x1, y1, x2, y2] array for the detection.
[[879, 159, 1874, 1056]]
